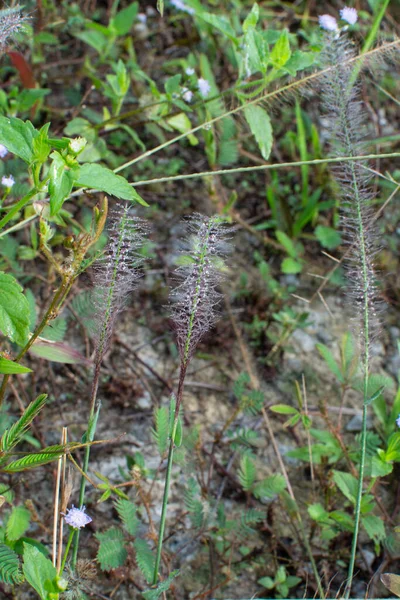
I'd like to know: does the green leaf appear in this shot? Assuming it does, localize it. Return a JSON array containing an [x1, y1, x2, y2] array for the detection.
[[281, 257, 302, 274], [42, 318, 67, 342], [258, 576, 274, 589], [275, 231, 297, 257], [0, 272, 30, 346], [111, 2, 138, 36], [0, 543, 24, 584], [3, 443, 75, 472], [142, 570, 179, 600], [29, 340, 91, 365], [157, 0, 164, 16], [316, 343, 344, 383], [134, 538, 155, 584], [114, 498, 138, 536], [23, 543, 60, 599], [198, 12, 238, 43], [243, 3, 259, 32], [96, 527, 127, 571], [315, 225, 342, 250], [238, 454, 256, 491], [76, 164, 148, 206], [0, 357, 32, 374], [0, 116, 37, 163], [253, 474, 286, 499], [366, 385, 385, 406], [167, 113, 198, 146], [284, 50, 315, 76], [270, 29, 291, 68], [308, 502, 329, 521], [269, 404, 298, 415], [332, 470, 358, 503], [381, 573, 400, 598], [6, 506, 31, 541], [1, 394, 47, 452], [243, 105, 273, 160], [362, 514, 386, 543], [49, 152, 77, 216]]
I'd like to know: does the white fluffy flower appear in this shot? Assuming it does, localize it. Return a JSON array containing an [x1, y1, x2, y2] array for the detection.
[[170, 0, 194, 15], [2, 175, 15, 188], [182, 87, 193, 102], [0, 144, 8, 158], [63, 505, 92, 529], [319, 14, 338, 31], [340, 7, 358, 26], [197, 78, 211, 98], [185, 67, 195, 76]]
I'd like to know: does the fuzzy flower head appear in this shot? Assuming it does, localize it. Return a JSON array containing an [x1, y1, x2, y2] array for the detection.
[[340, 7, 358, 26], [197, 78, 211, 98], [182, 87, 193, 103], [93, 204, 148, 362], [171, 214, 232, 364], [0, 5, 26, 51], [396, 414, 400, 429], [0, 144, 8, 158], [319, 14, 338, 32], [63, 505, 92, 529], [2, 175, 14, 188]]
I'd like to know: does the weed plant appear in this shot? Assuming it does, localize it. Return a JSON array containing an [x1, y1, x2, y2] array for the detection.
[[0, 2, 399, 599]]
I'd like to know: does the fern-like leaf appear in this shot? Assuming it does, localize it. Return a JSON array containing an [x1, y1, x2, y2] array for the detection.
[[3, 442, 81, 472], [253, 474, 287, 500], [151, 406, 169, 456], [238, 454, 256, 491], [96, 528, 127, 571], [184, 478, 204, 529], [1, 394, 47, 452], [0, 543, 24, 584], [239, 509, 264, 535], [134, 538, 155, 584], [142, 570, 179, 600], [114, 498, 138, 536]]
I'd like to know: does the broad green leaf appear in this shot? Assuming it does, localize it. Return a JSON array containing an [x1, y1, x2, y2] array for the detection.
[[74, 30, 108, 54], [0, 357, 31, 374], [315, 225, 342, 250], [76, 163, 148, 206], [332, 470, 358, 503], [29, 340, 91, 365], [0, 116, 37, 163], [48, 152, 77, 216], [6, 506, 30, 541], [308, 502, 329, 521], [281, 257, 302, 274], [258, 576, 274, 589], [23, 543, 62, 599], [270, 29, 291, 68], [243, 105, 273, 160], [111, 2, 138, 36], [381, 573, 400, 597], [167, 113, 198, 146], [362, 514, 386, 543], [284, 50, 315, 76], [275, 230, 297, 257], [0, 272, 30, 346], [198, 12, 238, 43]]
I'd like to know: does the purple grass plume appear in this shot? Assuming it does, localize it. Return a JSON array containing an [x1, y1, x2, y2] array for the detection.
[[0, 5, 26, 51], [170, 214, 232, 366], [93, 203, 148, 363]]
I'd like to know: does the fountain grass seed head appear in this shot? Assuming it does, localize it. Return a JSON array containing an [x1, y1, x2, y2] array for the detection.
[[0, 5, 26, 51], [93, 203, 148, 363], [171, 214, 233, 366]]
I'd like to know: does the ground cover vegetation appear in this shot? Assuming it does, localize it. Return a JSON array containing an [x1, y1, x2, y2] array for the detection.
[[0, 0, 399, 598]]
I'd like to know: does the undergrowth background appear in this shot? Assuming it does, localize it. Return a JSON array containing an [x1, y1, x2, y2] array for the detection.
[[1, 0, 400, 598]]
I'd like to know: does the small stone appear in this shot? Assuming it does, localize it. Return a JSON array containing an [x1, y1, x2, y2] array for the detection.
[[137, 391, 152, 410], [291, 329, 316, 353], [346, 413, 372, 432]]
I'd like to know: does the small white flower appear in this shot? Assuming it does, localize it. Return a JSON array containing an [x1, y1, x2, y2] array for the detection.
[[0, 144, 8, 158], [63, 505, 92, 529], [182, 87, 193, 102], [170, 0, 195, 15], [197, 78, 211, 98], [319, 14, 338, 31], [396, 414, 400, 428], [69, 137, 87, 155], [137, 13, 147, 23], [185, 67, 195, 76], [2, 175, 15, 188], [340, 7, 358, 26]]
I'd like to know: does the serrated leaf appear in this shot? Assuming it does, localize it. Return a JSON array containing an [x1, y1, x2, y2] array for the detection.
[[96, 528, 127, 571], [134, 538, 155, 584], [76, 164, 148, 206], [7, 506, 30, 541], [0, 272, 30, 346], [0, 116, 37, 163], [0, 543, 24, 584], [0, 357, 31, 374], [243, 105, 273, 160], [332, 470, 358, 503], [23, 543, 59, 599], [362, 514, 386, 543]]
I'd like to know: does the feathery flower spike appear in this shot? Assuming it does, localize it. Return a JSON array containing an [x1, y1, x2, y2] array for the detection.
[[171, 214, 232, 366], [319, 14, 338, 31], [340, 7, 358, 26], [63, 505, 92, 529], [0, 5, 26, 50]]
